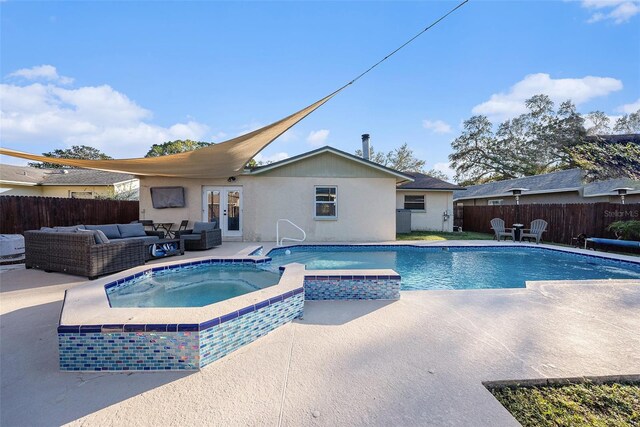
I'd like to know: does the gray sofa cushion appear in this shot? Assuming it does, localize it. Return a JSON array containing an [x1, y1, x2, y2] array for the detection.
[[117, 223, 147, 238], [181, 234, 202, 241], [77, 229, 110, 244], [85, 224, 121, 239], [193, 222, 216, 233], [54, 225, 86, 232], [119, 236, 160, 245]]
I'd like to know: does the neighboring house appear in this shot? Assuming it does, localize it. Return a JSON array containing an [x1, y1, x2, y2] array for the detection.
[[0, 164, 139, 199], [396, 173, 465, 232], [453, 169, 640, 206], [139, 146, 419, 242]]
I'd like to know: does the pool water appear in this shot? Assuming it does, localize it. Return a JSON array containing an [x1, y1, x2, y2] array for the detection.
[[265, 246, 640, 290], [107, 265, 280, 307]]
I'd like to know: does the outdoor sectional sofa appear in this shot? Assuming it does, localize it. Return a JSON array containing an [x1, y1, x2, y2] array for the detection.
[[174, 221, 222, 251], [24, 223, 164, 279]]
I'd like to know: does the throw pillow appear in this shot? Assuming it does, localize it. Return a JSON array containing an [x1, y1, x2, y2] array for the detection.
[[117, 223, 146, 238], [193, 222, 216, 233], [54, 225, 85, 232], [94, 230, 110, 244]]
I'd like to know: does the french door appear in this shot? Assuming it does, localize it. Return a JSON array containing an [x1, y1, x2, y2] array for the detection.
[[202, 186, 243, 238]]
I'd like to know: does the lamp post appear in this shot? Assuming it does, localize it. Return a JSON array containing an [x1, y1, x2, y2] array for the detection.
[[613, 187, 634, 204]]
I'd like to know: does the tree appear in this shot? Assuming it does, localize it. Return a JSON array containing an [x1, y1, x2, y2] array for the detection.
[[449, 95, 586, 185], [145, 140, 213, 157], [568, 135, 640, 181], [28, 145, 112, 169], [613, 110, 640, 134], [586, 111, 611, 135], [355, 143, 426, 173], [423, 169, 450, 181]]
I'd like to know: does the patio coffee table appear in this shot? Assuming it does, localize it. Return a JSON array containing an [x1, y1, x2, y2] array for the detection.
[[145, 238, 184, 261]]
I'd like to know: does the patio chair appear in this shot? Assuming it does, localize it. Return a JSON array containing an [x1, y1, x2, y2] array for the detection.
[[520, 219, 547, 244], [172, 220, 189, 238], [175, 221, 222, 250], [490, 218, 515, 241]]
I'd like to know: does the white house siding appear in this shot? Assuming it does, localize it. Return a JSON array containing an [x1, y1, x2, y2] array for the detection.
[[396, 191, 454, 232]]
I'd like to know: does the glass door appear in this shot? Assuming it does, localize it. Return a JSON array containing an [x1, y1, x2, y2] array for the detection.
[[203, 186, 242, 238]]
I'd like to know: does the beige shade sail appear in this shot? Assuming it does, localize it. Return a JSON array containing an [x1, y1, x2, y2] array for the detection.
[[0, 89, 341, 179]]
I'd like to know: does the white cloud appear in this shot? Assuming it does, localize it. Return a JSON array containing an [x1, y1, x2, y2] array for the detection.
[[253, 151, 289, 164], [472, 73, 623, 121], [0, 69, 210, 158], [422, 119, 452, 134], [306, 129, 330, 146], [581, 0, 640, 24], [8, 65, 73, 85], [432, 162, 456, 182], [617, 97, 640, 113]]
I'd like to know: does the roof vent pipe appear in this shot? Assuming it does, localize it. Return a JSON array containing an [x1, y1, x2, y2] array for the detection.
[[361, 134, 370, 160]]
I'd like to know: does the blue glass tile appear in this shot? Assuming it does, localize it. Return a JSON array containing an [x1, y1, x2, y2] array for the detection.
[[200, 318, 220, 329], [220, 311, 239, 324], [238, 306, 254, 316]]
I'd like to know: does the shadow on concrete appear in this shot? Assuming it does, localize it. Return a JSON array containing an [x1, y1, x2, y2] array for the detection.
[[0, 300, 192, 426], [0, 267, 87, 293], [298, 299, 397, 326]]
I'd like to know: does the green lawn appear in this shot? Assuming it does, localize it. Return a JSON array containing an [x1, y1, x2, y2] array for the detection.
[[490, 382, 640, 427], [396, 231, 494, 241]]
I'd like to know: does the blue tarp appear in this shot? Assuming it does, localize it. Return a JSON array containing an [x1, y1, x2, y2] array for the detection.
[[587, 238, 640, 248]]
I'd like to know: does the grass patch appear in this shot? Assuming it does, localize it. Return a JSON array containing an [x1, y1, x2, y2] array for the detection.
[[490, 382, 640, 427], [396, 231, 494, 241]]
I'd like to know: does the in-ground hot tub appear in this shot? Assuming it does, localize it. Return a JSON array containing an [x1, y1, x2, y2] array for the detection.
[[58, 257, 304, 371]]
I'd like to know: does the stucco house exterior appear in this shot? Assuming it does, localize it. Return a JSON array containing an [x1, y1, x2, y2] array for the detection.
[[397, 173, 464, 232], [139, 146, 412, 242], [0, 164, 139, 199], [453, 169, 640, 206]]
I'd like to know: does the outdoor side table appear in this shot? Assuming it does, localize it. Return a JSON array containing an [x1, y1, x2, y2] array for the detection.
[[512, 223, 524, 241]]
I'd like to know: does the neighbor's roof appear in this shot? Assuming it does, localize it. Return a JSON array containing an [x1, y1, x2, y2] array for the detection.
[[0, 164, 135, 186], [0, 164, 48, 185], [583, 177, 640, 197], [397, 172, 464, 191], [453, 169, 585, 201], [453, 168, 640, 201], [248, 146, 415, 183]]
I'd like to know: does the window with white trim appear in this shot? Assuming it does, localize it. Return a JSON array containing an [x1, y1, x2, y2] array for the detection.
[[488, 199, 503, 206], [404, 195, 425, 210], [314, 186, 337, 219]]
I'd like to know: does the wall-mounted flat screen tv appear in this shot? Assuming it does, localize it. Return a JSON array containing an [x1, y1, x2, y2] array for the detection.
[[150, 186, 186, 209]]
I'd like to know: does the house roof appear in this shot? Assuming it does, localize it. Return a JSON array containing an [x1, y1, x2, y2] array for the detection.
[[453, 169, 585, 201], [0, 164, 48, 185], [397, 172, 464, 191], [248, 146, 415, 183], [453, 168, 640, 201], [0, 164, 136, 186]]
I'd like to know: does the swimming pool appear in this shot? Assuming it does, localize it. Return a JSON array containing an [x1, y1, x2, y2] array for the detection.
[[265, 246, 640, 290], [107, 264, 280, 307]]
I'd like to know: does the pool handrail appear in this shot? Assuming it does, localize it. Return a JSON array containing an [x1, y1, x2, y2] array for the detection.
[[276, 219, 306, 247]]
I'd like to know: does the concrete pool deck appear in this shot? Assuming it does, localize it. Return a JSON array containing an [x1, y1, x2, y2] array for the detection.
[[1, 241, 639, 426]]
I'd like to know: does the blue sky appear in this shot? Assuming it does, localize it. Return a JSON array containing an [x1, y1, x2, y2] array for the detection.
[[1, 0, 639, 180]]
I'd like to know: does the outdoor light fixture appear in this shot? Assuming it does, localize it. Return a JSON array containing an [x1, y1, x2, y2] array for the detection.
[[613, 187, 634, 204], [507, 188, 529, 205], [227, 176, 237, 183]]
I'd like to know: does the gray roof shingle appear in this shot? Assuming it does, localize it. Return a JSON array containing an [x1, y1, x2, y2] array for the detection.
[[453, 168, 640, 200], [453, 169, 585, 200], [398, 172, 464, 191], [0, 164, 135, 186]]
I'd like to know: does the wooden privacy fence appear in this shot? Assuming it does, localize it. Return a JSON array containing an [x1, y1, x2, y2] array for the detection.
[[455, 202, 640, 244], [0, 196, 140, 234]]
